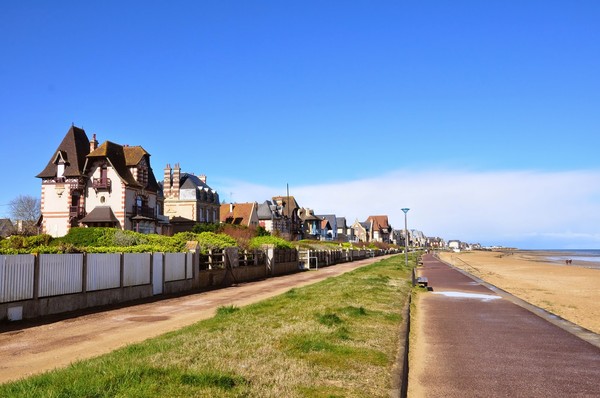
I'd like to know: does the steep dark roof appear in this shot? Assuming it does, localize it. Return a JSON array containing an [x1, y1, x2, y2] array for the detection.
[[123, 146, 148, 166], [87, 141, 140, 187], [257, 200, 282, 220], [272, 195, 300, 218], [316, 214, 336, 229], [368, 215, 391, 232], [179, 173, 210, 190], [0, 218, 14, 237], [298, 208, 320, 222], [36, 126, 90, 178]]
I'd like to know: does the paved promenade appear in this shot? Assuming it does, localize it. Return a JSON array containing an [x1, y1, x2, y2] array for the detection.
[[409, 253, 600, 397]]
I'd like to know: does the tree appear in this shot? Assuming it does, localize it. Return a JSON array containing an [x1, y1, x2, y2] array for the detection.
[[9, 195, 41, 235]]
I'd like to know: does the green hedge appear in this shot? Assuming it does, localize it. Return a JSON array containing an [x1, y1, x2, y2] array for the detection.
[[249, 236, 294, 249]]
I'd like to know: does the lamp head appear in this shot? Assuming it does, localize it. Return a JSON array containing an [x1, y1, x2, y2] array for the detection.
[[401, 208, 410, 214]]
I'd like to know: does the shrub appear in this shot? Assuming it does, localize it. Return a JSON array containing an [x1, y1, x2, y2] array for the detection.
[[196, 232, 237, 252], [7, 235, 25, 250], [256, 226, 270, 236], [249, 236, 294, 249], [112, 230, 148, 247], [58, 227, 115, 247], [191, 223, 221, 234]]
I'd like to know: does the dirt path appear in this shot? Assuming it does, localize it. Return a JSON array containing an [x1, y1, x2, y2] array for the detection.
[[0, 256, 392, 384]]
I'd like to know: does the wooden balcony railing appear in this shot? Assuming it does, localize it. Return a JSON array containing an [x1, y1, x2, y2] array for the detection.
[[69, 206, 85, 218], [92, 178, 112, 190]]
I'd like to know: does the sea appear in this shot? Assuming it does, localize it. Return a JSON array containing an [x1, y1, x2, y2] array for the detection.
[[523, 249, 600, 269]]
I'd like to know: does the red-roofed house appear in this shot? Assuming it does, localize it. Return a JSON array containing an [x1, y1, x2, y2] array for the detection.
[[220, 202, 259, 227], [366, 215, 392, 243]]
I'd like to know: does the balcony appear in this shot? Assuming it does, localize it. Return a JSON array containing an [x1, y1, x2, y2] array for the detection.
[[131, 205, 155, 219], [92, 178, 112, 190], [69, 206, 85, 218]]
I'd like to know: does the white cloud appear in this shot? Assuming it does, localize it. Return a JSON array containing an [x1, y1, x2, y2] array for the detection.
[[217, 169, 600, 249]]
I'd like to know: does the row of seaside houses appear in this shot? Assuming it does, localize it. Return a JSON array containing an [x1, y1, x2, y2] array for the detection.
[[35, 126, 436, 246]]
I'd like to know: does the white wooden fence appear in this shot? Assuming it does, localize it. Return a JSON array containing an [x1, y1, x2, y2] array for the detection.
[[0, 252, 194, 304]]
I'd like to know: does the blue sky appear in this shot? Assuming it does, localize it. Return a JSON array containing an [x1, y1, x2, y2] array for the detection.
[[1, 1, 600, 249]]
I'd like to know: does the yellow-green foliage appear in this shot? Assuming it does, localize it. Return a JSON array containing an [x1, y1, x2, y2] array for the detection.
[[249, 236, 294, 249]]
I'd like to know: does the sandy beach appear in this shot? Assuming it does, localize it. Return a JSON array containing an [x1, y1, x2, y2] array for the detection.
[[437, 250, 600, 334]]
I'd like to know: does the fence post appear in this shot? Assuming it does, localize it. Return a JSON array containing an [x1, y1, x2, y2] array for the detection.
[[119, 252, 125, 288], [33, 253, 40, 300], [264, 245, 274, 276], [82, 252, 88, 294]]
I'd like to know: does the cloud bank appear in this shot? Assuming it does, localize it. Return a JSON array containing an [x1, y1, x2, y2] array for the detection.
[[216, 169, 600, 249]]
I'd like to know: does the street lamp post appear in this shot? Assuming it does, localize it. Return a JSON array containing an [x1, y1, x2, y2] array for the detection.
[[401, 208, 410, 269]]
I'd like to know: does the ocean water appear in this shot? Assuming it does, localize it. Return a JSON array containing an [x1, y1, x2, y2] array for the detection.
[[535, 249, 600, 269]]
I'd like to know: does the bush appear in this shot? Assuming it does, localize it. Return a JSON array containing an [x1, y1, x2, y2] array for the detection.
[[112, 230, 148, 247], [58, 227, 115, 247], [196, 232, 237, 252], [191, 223, 221, 234], [249, 236, 294, 249], [256, 226, 270, 237]]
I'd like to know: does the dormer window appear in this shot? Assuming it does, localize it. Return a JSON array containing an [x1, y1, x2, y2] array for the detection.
[[52, 150, 68, 181], [57, 162, 65, 178]]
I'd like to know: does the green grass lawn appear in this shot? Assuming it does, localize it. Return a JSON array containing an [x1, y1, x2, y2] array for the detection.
[[1, 254, 414, 398]]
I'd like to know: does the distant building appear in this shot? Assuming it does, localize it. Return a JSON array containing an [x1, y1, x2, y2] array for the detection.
[[448, 240, 461, 252], [162, 163, 220, 233], [335, 217, 352, 242], [220, 202, 259, 228], [316, 214, 337, 240], [272, 195, 302, 240], [298, 208, 322, 239], [410, 229, 427, 247], [257, 200, 288, 235], [0, 219, 14, 237], [367, 215, 392, 243], [351, 219, 370, 243]]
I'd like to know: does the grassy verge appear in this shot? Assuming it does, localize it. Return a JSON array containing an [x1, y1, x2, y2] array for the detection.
[[1, 255, 414, 398]]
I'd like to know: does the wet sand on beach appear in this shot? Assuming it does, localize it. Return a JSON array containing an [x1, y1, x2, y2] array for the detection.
[[437, 250, 600, 334]]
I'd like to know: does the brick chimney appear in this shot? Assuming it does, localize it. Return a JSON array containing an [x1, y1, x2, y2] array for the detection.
[[172, 163, 181, 199], [90, 134, 98, 152], [163, 164, 172, 198], [199, 174, 207, 184]]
